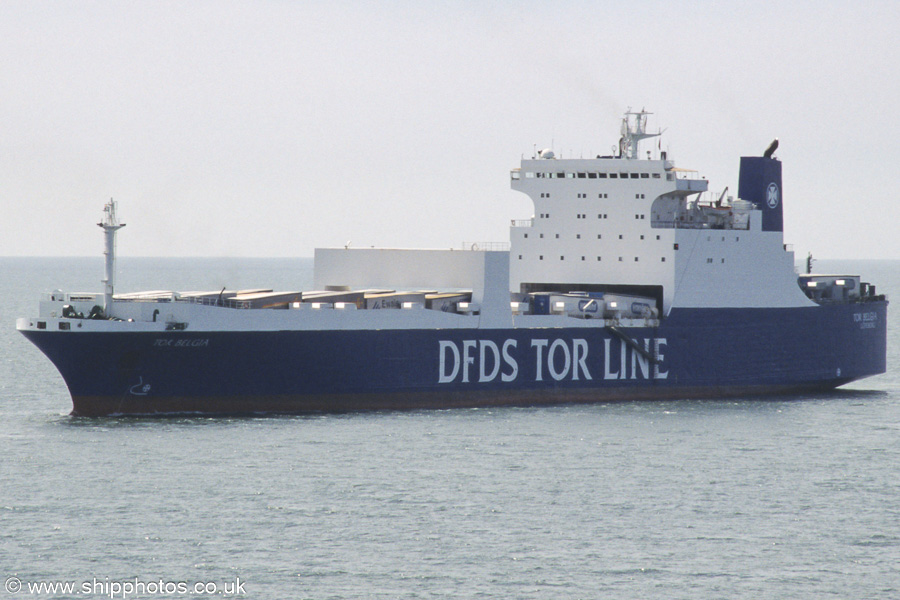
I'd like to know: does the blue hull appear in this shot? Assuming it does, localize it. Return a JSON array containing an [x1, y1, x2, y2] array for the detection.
[[21, 303, 888, 416]]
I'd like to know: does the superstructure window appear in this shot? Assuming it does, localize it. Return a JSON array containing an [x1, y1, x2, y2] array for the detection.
[[609, 173, 618, 179], [640, 173, 649, 178], [577, 172, 586, 178], [598, 173, 607, 178], [630, 173, 639, 179], [588, 173, 597, 179], [652, 173, 661, 179]]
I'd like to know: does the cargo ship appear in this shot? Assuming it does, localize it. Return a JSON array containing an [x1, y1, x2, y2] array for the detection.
[[17, 110, 888, 416]]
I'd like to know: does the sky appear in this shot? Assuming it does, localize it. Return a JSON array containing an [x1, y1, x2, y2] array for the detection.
[[1, 0, 898, 259]]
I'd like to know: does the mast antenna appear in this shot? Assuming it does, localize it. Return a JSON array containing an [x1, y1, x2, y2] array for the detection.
[[620, 108, 661, 159], [98, 199, 126, 317]]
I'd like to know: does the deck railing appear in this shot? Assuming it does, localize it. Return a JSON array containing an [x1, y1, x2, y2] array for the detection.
[[461, 241, 510, 251]]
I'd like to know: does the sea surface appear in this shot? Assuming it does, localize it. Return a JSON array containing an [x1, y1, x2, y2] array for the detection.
[[1, 257, 898, 600]]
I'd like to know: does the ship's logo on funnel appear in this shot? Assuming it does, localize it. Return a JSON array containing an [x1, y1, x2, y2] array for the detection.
[[766, 182, 780, 209]]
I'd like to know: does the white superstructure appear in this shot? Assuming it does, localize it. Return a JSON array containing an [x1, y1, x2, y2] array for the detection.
[[508, 110, 811, 313]]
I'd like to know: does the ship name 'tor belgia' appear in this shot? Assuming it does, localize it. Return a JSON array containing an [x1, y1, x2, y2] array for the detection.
[[438, 338, 668, 384]]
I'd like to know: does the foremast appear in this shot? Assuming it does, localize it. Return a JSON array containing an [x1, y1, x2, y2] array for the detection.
[[98, 199, 125, 317]]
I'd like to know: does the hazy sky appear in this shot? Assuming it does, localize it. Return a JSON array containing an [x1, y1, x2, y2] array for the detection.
[[2, 1, 898, 259]]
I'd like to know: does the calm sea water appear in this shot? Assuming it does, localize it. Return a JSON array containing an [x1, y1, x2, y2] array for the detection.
[[1, 257, 897, 599]]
